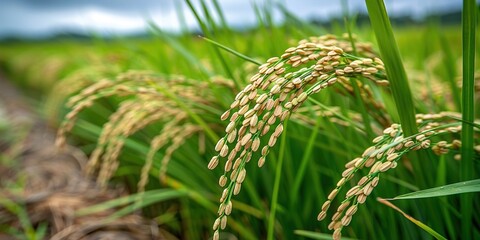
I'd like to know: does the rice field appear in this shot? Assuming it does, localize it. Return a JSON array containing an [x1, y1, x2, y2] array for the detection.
[[0, 1, 479, 239]]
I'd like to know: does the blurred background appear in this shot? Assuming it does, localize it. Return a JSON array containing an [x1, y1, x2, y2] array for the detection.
[[0, 0, 466, 40]]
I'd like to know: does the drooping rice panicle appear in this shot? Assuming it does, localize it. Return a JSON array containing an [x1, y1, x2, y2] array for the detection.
[[317, 111, 478, 240], [209, 34, 388, 237], [57, 71, 231, 189]]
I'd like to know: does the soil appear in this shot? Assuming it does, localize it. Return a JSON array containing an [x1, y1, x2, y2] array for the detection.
[[0, 74, 170, 240]]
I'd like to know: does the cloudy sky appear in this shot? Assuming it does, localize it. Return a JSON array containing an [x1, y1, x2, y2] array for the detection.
[[0, 0, 466, 39]]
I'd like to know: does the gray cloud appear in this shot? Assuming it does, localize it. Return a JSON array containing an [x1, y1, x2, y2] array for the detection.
[[9, 0, 174, 14], [0, 0, 468, 39]]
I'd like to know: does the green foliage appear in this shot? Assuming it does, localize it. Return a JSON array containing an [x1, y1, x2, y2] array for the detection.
[[77, 189, 188, 219], [460, 0, 477, 238], [377, 198, 447, 240], [0, 1, 478, 240], [391, 179, 480, 200], [365, 0, 417, 136]]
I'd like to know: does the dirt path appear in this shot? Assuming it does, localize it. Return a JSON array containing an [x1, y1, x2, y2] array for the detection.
[[0, 75, 165, 240]]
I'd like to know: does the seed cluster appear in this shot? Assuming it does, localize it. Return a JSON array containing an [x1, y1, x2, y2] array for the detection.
[[209, 35, 387, 238], [45, 65, 120, 122], [317, 112, 473, 240], [57, 71, 228, 190]]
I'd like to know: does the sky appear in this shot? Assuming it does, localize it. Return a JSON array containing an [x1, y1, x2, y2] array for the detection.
[[0, 0, 466, 39]]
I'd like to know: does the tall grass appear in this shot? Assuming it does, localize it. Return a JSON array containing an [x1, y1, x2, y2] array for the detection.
[[0, 1, 478, 240], [460, 0, 476, 238], [365, 0, 417, 136]]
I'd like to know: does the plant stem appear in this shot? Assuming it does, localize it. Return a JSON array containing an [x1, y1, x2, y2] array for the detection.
[[461, 0, 476, 238], [365, 0, 417, 136], [267, 121, 288, 240]]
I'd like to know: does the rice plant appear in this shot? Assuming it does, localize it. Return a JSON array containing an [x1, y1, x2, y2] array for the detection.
[[207, 34, 389, 240], [0, 0, 478, 239]]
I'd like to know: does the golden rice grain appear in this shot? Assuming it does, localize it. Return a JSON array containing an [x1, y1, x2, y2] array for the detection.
[[333, 229, 342, 240], [317, 211, 327, 221], [345, 205, 358, 216], [258, 156, 266, 167], [220, 216, 227, 229], [219, 175, 227, 187], [215, 138, 225, 152], [233, 182, 242, 195], [225, 201, 233, 215], [328, 189, 339, 200], [341, 215, 352, 226], [208, 156, 219, 170], [220, 145, 229, 157]]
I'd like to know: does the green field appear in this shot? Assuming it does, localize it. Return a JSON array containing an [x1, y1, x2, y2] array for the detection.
[[0, 1, 479, 240]]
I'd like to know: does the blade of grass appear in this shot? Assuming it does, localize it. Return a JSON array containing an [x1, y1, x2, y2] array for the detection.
[[342, 0, 374, 138], [76, 189, 187, 216], [377, 198, 447, 240], [364, 0, 417, 136], [185, 0, 242, 89], [184, 0, 209, 35], [461, 1, 476, 238], [0, 197, 36, 239], [198, 0, 240, 88], [447, 115, 480, 129], [275, 3, 322, 37], [294, 230, 357, 240], [290, 115, 322, 206], [174, 1, 189, 34], [164, 178, 257, 240], [439, 32, 461, 110], [342, 0, 357, 54], [148, 22, 211, 77], [200, 36, 262, 65], [267, 121, 288, 240], [199, 0, 217, 34], [307, 98, 365, 132], [153, 84, 219, 142], [262, 0, 279, 55], [434, 155, 457, 238], [389, 179, 480, 200], [211, 0, 230, 31], [365, 0, 430, 194], [383, 175, 420, 192]]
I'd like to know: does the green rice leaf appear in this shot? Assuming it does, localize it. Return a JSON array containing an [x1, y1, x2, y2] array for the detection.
[[267, 121, 288, 240], [294, 230, 357, 240], [76, 189, 187, 217], [460, 0, 476, 238], [377, 198, 447, 240], [200, 36, 261, 65], [391, 179, 480, 200], [365, 0, 418, 136]]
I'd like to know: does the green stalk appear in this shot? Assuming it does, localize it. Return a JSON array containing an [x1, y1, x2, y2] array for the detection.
[[174, 1, 188, 34], [439, 33, 462, 110], [461, 0, 476, 238], [186, 0, 241, 89], [342, 0, 374, 138], [184, 0, 209, 35], [365, 0, 417, 136], [267, 121, 288, 240], [290, 114, 322, 206], [200, 36, 262, 65], [154, 86, 219, 142], [211, 0, 230, 31]]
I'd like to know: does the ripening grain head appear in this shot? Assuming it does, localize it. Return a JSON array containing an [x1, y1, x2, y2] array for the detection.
[[317, 112, 466, 238], [209, 34, 388, 235]]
